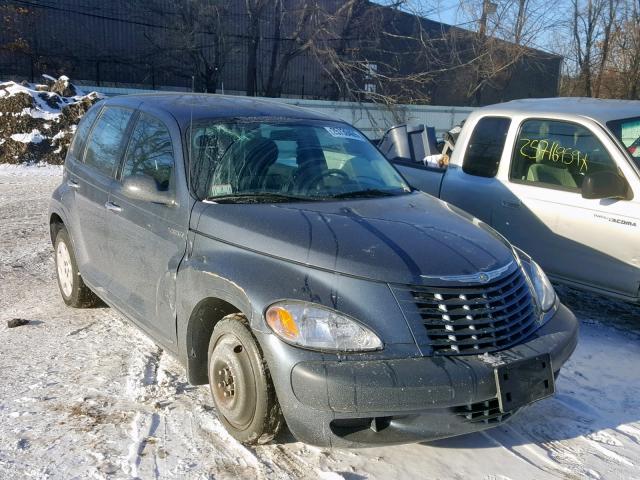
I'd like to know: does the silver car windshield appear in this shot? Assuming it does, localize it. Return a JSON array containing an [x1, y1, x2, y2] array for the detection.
[[607, 116, 640, 169], [188, 121, 410, 202]]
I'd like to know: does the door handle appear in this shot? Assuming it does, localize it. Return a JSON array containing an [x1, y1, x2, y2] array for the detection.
[[501, 199, 522, 209], [105, 201, 122, 213], [66, 179, 80, 190]]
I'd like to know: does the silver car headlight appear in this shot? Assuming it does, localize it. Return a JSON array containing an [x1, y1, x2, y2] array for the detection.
[[265, 301, 383, 352], [513, 248, 556, 312]]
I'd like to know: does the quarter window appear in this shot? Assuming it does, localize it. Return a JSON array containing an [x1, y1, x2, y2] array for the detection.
[[68, 103, 102, 160], [122, 114, 175, 192], [84, 107, 133, 177], [462, 117, 511, 178], [510, 119, 620, 191]]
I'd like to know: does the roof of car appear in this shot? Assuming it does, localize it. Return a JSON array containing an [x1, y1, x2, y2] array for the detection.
[[103, 92, 335, 127], [477, 97, 640, 124]]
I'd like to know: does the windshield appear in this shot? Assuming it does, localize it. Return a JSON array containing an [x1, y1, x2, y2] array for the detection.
[[607, 116, 640, 169], [188, 120, 410, 202]]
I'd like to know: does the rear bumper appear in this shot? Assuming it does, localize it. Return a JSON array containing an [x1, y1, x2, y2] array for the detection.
[[259, 303, 578, 447]]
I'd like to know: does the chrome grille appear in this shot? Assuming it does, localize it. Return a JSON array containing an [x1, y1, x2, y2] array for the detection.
[[397, 266, 538, 355]]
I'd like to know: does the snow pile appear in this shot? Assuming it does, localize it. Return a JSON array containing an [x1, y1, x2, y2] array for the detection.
[[0, 76, 104, 165], [10, 129, 45, 144]]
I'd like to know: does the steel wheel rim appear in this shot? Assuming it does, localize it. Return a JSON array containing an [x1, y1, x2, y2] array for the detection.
[[210, 334, 257, 430], [56, 240, 73, 297]]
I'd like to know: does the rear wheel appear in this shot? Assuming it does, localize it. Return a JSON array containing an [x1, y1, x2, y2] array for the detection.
[[208, 314, 284, 445], [54, 227, 99, 308]]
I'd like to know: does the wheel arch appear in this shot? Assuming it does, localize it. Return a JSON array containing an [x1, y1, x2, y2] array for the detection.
[[49, 212, 65, 245], [184, 297, 248, 385]]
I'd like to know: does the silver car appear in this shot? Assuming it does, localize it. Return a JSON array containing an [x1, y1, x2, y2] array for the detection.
[[394, 98, 640, 303]]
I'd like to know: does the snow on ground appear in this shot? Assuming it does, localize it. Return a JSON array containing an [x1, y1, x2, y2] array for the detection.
[[1, 166, 639, 480], [0, 163, 62, 177]]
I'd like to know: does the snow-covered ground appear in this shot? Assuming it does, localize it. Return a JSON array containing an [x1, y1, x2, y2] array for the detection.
[[1, 167, 639, 480]]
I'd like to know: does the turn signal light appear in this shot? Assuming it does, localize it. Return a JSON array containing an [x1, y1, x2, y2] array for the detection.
[[266, 306, 300, 340]]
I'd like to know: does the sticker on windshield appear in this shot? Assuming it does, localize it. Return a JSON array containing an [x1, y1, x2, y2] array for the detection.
[[324, 126, 365, 141], [210, 184, 232, 196]]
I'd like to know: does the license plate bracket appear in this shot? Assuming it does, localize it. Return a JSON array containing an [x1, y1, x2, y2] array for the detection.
[[494, 353, 555, 413]]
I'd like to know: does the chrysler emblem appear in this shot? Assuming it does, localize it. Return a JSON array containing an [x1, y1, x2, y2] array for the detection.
[[420, 261, 515, 284]]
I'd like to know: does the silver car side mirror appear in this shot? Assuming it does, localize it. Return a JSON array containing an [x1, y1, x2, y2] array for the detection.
[[122, 175, 177, 206]]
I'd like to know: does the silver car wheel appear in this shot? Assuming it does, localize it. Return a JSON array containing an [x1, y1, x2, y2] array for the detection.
[[56, 240, 74, 298]]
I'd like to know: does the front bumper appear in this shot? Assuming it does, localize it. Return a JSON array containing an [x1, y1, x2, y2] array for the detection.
[[258, 303, 578, 447]]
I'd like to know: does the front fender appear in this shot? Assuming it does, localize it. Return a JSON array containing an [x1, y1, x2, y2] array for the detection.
[[176, 231, 420, 381]]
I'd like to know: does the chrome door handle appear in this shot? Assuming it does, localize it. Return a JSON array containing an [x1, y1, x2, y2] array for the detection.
[[501, 199, 521, 209], [66, 179, 80, 190], [105, 201, 122, 213]]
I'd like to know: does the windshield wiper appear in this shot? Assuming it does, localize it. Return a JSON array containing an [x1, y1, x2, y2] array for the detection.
[[205, 192, 312, 204], [330, 189, 402, 199]]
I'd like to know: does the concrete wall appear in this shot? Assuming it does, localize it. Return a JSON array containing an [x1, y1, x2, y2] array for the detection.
[[278, 98, 474, 139], [81, 85, 474, 139]]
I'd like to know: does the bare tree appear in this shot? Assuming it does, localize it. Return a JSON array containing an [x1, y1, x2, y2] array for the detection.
[[258, 1, 369, 99], [593, 0, 620, 97], [138, 0, 232, 93], [600, 0, 640, 98], [322, 0, 368, 100], [0, 4, 32, 56], [263, 0, 317, 98], [619, 0, 640, 98], [245, 0, 270, 96], [310, 1, 436, 104], [571, 0, 606, 96], [451, 0, 562, 104], [0, 3, 41, 81]]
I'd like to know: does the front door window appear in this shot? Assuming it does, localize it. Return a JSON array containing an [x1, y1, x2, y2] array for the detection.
[[510, 119, 622, 192]]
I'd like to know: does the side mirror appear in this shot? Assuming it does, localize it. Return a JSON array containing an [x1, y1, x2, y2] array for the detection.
[[121, 175, 176, 206], [581, 171, 632, 200]]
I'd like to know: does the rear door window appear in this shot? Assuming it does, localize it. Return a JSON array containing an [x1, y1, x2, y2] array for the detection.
[[121, 113, 175, 192], [462, 117, 511, 178], [510, 119, 621, 192], [84, 107, 133, 177], [606, 116, 640, 169]]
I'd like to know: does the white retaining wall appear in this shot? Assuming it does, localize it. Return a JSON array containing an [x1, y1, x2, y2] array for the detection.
[[82, 85, 474, 139]]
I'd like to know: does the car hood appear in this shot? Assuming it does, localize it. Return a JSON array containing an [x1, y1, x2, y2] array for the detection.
[[196, 192, 515, 286]]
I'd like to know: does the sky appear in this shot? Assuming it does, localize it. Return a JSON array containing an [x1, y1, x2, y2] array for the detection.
[[373, 0, 566, 55], [428, 0, 466, 26]]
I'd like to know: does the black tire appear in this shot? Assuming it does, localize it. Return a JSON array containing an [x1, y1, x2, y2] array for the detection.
[[208, 314, 284, 445], [54, 227, 100, 308]]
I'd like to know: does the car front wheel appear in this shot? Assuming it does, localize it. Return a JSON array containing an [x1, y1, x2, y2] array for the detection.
[[208, 314, 284, 445]]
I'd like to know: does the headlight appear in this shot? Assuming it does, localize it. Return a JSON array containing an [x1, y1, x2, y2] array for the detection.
[[513, 248, 556, 312], [265, 301, 383, 352]]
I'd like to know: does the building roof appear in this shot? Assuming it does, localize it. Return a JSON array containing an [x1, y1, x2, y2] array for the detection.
[[105, 93, 334, 128], [478, 97, 640, 124]]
